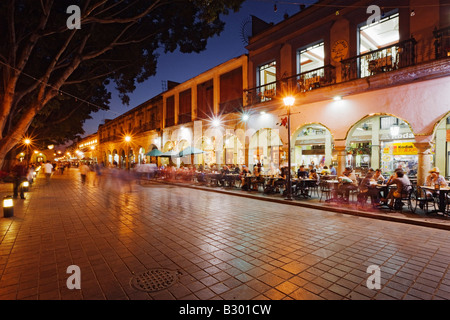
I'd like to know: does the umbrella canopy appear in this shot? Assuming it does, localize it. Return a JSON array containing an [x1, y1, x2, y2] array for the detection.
[[159, 150, 179, 157], [145, 149, 163, 157], [179, 147, 206, 157]]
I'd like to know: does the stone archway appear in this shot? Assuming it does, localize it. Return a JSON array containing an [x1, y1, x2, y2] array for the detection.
[[346, 114, 417, 176]]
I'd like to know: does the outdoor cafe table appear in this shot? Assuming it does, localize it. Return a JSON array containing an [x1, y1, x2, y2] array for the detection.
[[293, 178, 317, 198], [420, 186, 450, 215], [206, 173, 221, 186], [325, 180, 340, 202]]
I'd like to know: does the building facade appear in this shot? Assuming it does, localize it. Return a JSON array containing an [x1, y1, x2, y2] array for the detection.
[[88, 0, 449, 187], [242, 0, 450, 185]]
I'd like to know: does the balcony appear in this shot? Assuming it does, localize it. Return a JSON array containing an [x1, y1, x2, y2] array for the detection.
[[341, 38, 417, 82], [178, 113, 192, 125], [245, 65, 336, 106], [434, 26, 450, 59]]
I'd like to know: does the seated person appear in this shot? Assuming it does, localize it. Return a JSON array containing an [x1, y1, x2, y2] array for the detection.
[[329, 165, 337, 176], [425, 167, 448, 188], [358, 172, 380, 206], [423, 167, 448, 198], [251, 163, 264, 190], [309, 169, 319, 181], [382, 171, 411, 209], [297, 165, 308, 179], [387, 168, 411, 186], [219, 165, 230, 186], [372, 169, 386, 184], [240, 165, 251, 190], [320, 166, 331, 176], [337, 167, 358, 201]]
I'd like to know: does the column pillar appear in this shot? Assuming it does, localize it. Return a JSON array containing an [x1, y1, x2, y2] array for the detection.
[[325, 133, 332, 166], [334, 145, 347, 176], [371, 116, 380, 169], [415, 141, 433, 187]]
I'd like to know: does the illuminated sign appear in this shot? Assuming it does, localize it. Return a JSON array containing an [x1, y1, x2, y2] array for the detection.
[[383, 142, 417, 155]]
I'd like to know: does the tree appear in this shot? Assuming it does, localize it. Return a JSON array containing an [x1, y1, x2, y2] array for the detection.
[[0, 0, 245, 168]]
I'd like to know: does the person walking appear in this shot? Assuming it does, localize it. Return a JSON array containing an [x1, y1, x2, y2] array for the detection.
[[43, 160, 53, 183], [79, 162, 90, 185], [11, 159, 27, 199]]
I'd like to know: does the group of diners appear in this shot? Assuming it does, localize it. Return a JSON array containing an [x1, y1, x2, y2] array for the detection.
[[336, 166, 449, 212], [152, 162, 449, 214]]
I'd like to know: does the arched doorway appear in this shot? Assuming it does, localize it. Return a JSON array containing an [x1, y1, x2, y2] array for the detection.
[[292, 123, 333, 169], [347, 115, 417, 175], [432, 113, 450, 178], [120, 149, 126, 168], [113, 150, 119, 167], [249, 128, 283, 170], [224, 134, 244, 165], [107, 150, 112, 166], [138, 147, 145, 164]]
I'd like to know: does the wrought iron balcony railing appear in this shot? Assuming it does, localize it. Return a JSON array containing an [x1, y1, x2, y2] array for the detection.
[[433, 26, 450, 59], [244, 65, 336, 106], [341, 38, 417, 82]]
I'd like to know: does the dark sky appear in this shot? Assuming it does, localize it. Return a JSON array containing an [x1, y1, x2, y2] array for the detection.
[[82, 0, 306, 136]]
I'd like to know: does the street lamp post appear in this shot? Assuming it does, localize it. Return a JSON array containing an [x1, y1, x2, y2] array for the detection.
[[24, 139, 31, 166], [283, 96, 295, 201], [125, 135, 131, 170]]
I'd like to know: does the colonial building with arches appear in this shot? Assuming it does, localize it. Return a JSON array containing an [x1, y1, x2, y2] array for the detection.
[[84, 0, 448, 189], [242, 0, 450, 185]]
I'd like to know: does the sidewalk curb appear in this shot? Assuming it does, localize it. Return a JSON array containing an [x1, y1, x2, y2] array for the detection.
[[145, 180, 450, 231]]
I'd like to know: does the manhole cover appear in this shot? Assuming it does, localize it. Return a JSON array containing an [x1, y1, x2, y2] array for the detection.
[[130, 269, 181, 292]]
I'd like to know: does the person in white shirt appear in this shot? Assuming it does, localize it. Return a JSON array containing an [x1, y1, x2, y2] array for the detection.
[[43, 161, 53, 183], [79, 162, 90, 185]]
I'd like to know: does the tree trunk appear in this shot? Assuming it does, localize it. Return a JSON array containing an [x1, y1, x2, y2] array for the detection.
[[0, 105, 37, 170]]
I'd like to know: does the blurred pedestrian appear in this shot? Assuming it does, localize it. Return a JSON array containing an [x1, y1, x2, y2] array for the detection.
[[43, 160, 53, 183], [79, 162, 90, 185], [11, 159, 27, 199]]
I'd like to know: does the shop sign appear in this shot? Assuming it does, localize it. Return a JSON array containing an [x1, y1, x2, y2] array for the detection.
[[390, 132, 414, 140], [447, 129, 450, 142], [384, 142, 417, 155]]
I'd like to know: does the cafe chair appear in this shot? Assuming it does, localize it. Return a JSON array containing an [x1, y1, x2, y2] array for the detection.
[[319, 180, 332, 202], [392, 186, 414, 211], [412, 186, 436, 214]]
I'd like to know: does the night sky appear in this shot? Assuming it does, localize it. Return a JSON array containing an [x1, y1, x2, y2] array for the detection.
[[82, 0, 306, 136]]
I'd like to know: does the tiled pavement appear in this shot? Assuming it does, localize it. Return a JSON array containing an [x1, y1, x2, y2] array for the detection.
[[0, 168, 450, 301]]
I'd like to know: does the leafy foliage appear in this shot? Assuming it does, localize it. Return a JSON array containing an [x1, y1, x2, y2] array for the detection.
[[0, 0, 245, 164]]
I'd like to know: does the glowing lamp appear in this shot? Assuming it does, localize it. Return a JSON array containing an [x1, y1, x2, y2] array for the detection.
[[283, 96, 295, 107], [3, 196, 14, 218]]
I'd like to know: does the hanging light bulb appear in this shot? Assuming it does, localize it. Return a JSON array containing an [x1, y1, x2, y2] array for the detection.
[[410, 10, 415, 16]]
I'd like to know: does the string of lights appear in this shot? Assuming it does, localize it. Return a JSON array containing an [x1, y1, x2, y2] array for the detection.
[[0, 59, 121, 117], [253, 0, 450, 9]]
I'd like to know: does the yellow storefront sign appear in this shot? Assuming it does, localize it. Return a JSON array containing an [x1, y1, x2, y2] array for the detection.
[[383, 142, 417, 155]]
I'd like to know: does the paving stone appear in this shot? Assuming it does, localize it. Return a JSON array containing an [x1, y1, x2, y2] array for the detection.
[[1, 170, 449, 301]]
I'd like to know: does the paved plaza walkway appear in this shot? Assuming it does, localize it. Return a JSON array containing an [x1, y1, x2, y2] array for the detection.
[[0, 168, 449, 301]]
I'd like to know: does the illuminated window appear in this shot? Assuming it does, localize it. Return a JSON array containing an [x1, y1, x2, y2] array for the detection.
[[297, 42, 324, 74], [257, 61, 276, 101]]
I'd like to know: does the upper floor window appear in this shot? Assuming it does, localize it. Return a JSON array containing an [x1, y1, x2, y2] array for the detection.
[[257, 61, 276, 101], [297, 42, 324, 74], [359, 12, 399, 55]]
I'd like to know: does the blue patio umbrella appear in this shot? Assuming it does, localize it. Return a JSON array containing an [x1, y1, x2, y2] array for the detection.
[[160, 150, 180, 157], [145, 149, 163, 157], [178, 147, 206, 157]]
